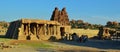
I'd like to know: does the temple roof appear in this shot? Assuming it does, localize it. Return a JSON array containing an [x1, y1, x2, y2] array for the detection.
[[11, 19, 60, 25]]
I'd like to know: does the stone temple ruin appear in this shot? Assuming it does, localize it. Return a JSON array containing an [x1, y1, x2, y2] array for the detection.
[[50, 7, 71, 40], [97, 27, 111, 39], [50, 7, 71, 34], [50, 7, 70, 26], [98, 27, 110, 37], [97, 26, 120, 40], [5, 19, 61, 40], [5, 7, 71, 40]]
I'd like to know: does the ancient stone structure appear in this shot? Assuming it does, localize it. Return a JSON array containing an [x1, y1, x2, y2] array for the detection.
[[5, 7, 71, 40], [50, 7, 71, 40], [109, 29, 120, 40], [5, 19, 61, 40], [97, 27, 111, 39], [50, 7, 70, 25]]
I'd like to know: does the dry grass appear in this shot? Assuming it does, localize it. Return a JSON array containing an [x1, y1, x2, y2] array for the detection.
[[71, 29, 99, 38]]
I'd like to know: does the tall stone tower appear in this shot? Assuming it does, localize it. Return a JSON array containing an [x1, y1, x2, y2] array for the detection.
[[50, 7, 70, 25]]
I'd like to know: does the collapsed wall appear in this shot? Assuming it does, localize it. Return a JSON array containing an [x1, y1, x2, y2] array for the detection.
[[5, 19, 61, 40]]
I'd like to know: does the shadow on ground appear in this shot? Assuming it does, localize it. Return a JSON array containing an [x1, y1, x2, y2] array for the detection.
[[57, 39, 120, 50], [0, 35, 5, 38]]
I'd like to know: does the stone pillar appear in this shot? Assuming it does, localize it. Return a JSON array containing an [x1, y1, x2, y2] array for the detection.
[[36, 24, 38, 36], [44, 24, 47, 35], [47, 25, 50, 35], [56, 25, 61, 39], [38, 24, 42, 35], [18, 23, 26, 40], [53, 25, 56, 35], [26, 23, 31, 40], [56, 25, 60, 35], [21, 24, 24, 35], [36, 24, 40, 40], [22, 24, 25, 35], [50, 25, 53, 35], [28, 23, 30, 35], [52, 25, 54, 35], [41, 24, 44, 35], [25, 24, 29, 35], [34, 24, 36, 35], [46, 24, 48, 35]]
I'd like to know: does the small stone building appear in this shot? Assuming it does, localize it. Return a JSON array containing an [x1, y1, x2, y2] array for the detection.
[[5, 19, 61, 40], [97, 27, 110, 39]]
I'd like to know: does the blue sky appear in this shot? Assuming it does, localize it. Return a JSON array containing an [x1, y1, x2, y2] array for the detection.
[[0, 0, 120, 25]]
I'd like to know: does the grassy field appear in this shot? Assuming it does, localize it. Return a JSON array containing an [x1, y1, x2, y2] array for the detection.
[[0, 38, 54, 52], [71, 29, 99, 38], [9, 40, 53, 48], [0, 38, 53, 48]]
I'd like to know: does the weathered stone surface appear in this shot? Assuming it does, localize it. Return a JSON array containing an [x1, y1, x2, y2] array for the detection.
[[50, 7, 59, 21], [5, 19, 61, 40], [50, 7, 70, 25], [97, 27, 110, 39]]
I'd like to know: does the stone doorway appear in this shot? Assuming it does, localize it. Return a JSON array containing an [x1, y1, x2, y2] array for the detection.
[[60, 27, 65, 39]]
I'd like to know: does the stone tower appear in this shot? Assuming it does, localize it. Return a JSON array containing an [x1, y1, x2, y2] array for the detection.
[[50, 7, 70, 25]]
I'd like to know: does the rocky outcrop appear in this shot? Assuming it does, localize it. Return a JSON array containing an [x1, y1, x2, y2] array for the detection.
[[50, 7, 70, 25], [106, 21, 119, 26]]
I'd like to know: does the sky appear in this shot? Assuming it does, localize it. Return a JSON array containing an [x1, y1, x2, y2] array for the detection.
[[0, 0, 120, 25]]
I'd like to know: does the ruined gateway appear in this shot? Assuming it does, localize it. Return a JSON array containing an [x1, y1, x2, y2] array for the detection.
[[5, 19, 62, 40]]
